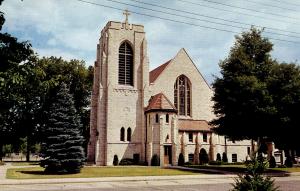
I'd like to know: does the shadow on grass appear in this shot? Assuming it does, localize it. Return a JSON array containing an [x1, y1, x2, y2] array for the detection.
[[17, 170, 78, 175], [176, 165, 291, 177]]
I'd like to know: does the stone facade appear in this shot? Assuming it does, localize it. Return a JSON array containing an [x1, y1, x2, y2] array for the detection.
[[87, 20, 253, 166]]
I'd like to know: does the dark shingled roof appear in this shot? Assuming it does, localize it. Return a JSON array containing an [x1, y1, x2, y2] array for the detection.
[[145, 93, 177, 113], [149, 60, 171, 83]]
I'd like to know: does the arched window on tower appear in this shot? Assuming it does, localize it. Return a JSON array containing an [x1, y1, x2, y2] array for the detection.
[[120, 127, 125, 141], [118, 41, 133, 86], [174, 75, 191, 116], [127, 127, 132, 142]]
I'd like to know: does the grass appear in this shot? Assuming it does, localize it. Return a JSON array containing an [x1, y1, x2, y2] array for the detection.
[[11, 162, 40, 166], [275, 167, 300, 172], [7, 166, 199, 179], [187, 164, 300, 174]]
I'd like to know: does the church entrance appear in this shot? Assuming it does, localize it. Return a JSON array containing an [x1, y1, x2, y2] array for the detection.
[[164, 146, 172, 165]]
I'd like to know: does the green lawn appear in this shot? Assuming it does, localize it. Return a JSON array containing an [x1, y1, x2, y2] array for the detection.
[[275, 167, 300, 172], [7, 166, 199, 179], [187, 165, 300, 173], [11, 162, 40, 166]]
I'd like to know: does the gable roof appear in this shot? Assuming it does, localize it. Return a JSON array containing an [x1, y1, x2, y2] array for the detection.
[[145, 93, 177, 113], [149, 49, 211, 89], [178, 119, 212, 132], [149, 60, 171, 83]]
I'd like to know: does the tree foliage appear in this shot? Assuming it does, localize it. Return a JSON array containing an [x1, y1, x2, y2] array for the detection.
[[41, 83, 85, 173], [178, 153, 185, 166], [212, 28, 276, 142], [268, 63, 300, 151], [0, 0, 44, 160], [151, 154, 160, 166], [222, 152, 228, 163], [231, 157, 279, 191]]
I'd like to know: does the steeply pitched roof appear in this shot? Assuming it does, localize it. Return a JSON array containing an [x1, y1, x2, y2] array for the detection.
[[178, 119, 212, 132], [145, 93, 177, 113], [149, 60, 171, 83]]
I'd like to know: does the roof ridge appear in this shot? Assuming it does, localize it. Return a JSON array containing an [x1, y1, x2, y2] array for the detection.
[[149, 59, 172, 83]]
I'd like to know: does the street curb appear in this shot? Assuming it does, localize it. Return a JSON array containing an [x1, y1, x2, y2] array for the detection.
[[0, 174, 238, 185]]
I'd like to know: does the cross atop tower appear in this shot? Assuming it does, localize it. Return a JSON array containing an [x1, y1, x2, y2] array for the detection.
[[123, 9, 130, 25]]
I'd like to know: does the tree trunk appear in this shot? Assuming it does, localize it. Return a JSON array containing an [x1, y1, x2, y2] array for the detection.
[[26, 136, 30, 162], [0, 142, 3, 161]]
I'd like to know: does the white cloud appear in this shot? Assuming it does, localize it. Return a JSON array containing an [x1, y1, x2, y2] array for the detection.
[[2, 0, 300, 84]]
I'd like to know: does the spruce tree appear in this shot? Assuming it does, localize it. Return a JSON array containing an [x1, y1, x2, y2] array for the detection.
[[41, 83, 85, 173]]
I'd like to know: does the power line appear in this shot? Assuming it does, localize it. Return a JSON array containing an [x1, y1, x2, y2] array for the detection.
[[177, 0, 300, 25], [198, 0, 300, 20], [233, 0, 299, 12], [128, 0, 300, 36], [104, 0, 300, 39], [75, 0, 300, 44]]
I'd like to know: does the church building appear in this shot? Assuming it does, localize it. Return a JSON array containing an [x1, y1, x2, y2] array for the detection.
[[87, 13, 253, 166]]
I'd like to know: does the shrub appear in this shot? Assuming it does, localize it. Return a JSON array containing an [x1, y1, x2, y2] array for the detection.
[[133, 154, 140, 164], [216, 153, 221, 162], [151, 154, 160, 166], [231, 157, 279, 191], [269, 156, 276, 168], [184, 161, 192, 166], [209, 160, 222, 165], [119, 158, 134, 165], [222, 152, 228, 163], [113, 155, 119, 166], [199, 149, 209, 165], [178, 153, 185, 166], [284, 156, 293, 167]]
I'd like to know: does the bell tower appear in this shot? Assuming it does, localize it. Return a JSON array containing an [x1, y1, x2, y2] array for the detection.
[[87, 11, 150, 165]]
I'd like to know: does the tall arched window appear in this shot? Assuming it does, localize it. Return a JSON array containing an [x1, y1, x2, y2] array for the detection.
[[127, 127, 132, 142], [120, 127, 125, 141], [174, 75, 191, 116], [119, 41, 133, 86]]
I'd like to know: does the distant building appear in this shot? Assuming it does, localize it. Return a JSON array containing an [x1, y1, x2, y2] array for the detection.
[[87, 15, 252, 166]]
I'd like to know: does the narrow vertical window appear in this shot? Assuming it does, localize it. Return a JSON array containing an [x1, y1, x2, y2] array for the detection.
[[203, 133, 207, 142], [119, 41, 133, 85], [174, 75, 191, 116], [127, 127, 131, 142], [232, 154, 237, 163], [120, 127, 125, 141], [189, 133, 193, 142], [166, 114, 169, 123], [155, 114, 159, 123]]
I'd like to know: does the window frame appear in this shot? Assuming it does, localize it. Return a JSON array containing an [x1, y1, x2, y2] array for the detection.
[[127, 127, 132, 142], [174, 75, 191, 116], [118, 41, 134, 86], [232, 154, 237, 163], [188, 133, 193, 142], [203, 132, 207, 143], [120, 127, 125, 141]]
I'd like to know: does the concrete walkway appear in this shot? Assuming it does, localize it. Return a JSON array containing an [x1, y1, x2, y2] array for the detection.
[[0, 163, 12, 180]]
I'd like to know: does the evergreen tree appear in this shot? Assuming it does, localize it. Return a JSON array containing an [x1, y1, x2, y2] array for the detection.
[[41, 83, 85, 173], [231, 157, 279, 191], [216, 153, 222, 162], [222, 152, 228, 163], [178, 153, 185, 166]]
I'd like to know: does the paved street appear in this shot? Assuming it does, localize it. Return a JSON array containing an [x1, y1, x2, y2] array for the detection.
[[1, 176, 300, 191]]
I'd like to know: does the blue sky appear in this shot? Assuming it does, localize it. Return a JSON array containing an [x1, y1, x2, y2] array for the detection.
[[2, 0, 300, 84]]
